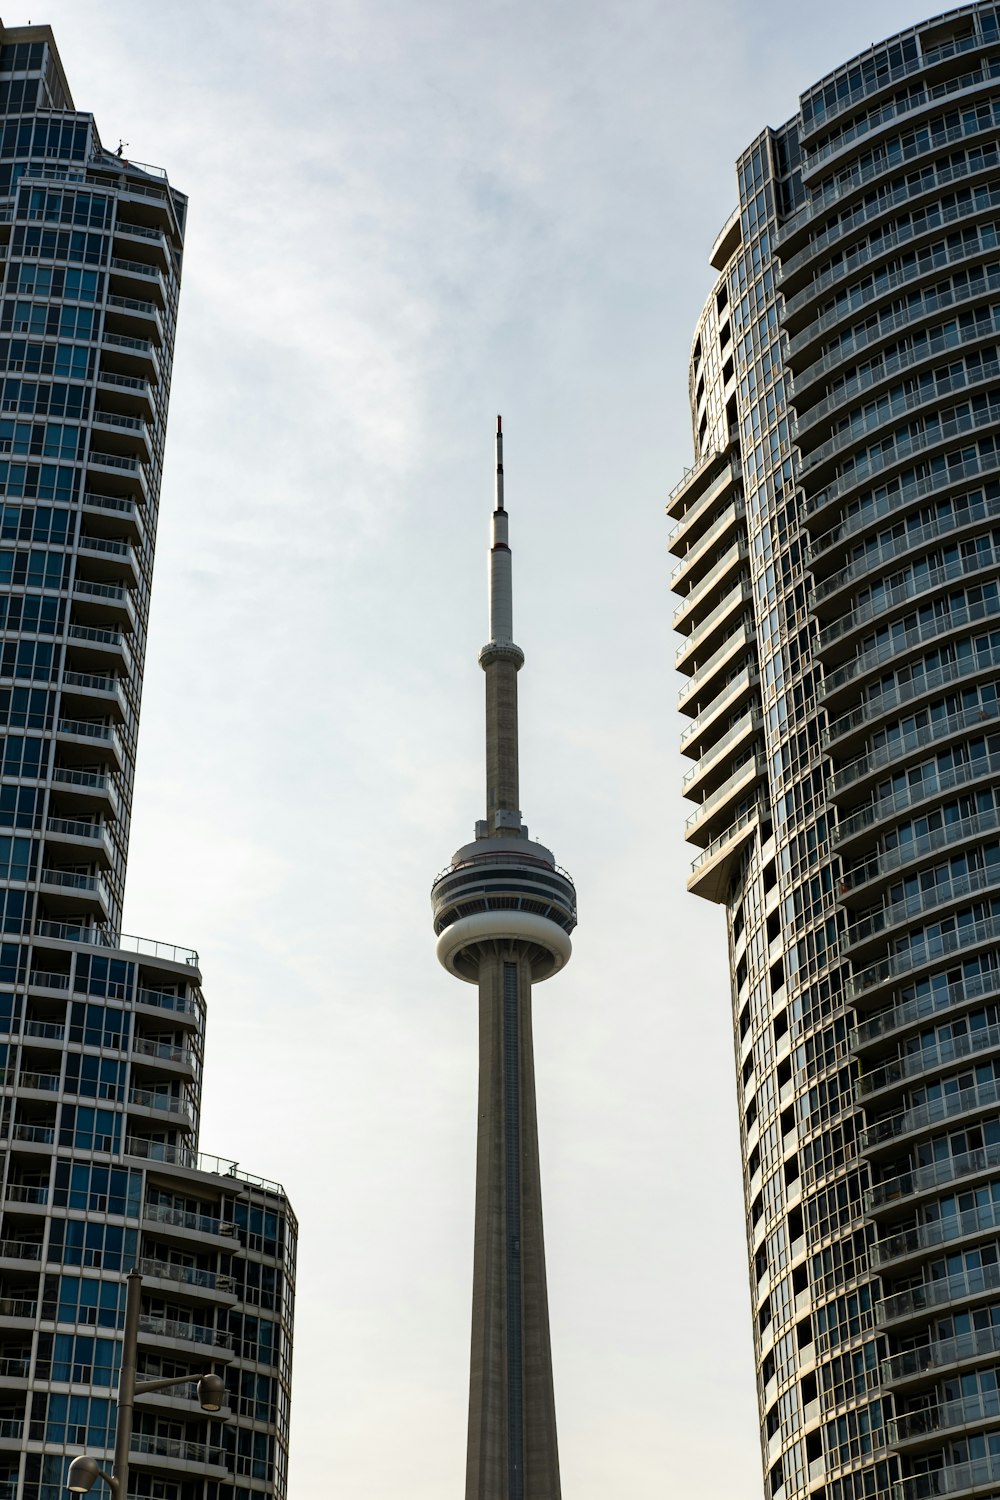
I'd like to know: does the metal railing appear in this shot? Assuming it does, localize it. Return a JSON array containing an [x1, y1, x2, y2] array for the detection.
[[873, 1196, 1000, 1268], [862, 1072, 1000, 1149], [138, 1314, 230, 1348], [868, 1137, 1000, 1212], [806, 399, 1000, 518], [138, 1258, 233, 1292], [852, 967, 1000, 1047], [814, 492, 1000, 601], [843, 804, 1000, 894], [790, 227, 1000, 359], [849, 911, 1000, 999], [831, 698, 1000, 795]]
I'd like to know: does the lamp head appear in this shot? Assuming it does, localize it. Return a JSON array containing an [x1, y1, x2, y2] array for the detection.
[[66, 1455, 101, 1493], [197, 1372, 227, 1412]]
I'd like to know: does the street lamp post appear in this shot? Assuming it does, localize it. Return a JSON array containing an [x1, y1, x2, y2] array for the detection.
[[66, 1268, 226, 1496]]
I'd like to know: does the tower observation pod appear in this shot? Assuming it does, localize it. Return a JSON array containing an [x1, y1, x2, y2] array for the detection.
[[430, 418, 576, 1500]]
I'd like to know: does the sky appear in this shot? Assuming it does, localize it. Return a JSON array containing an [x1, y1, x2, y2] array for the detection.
[[13, 1, 955, 1494]]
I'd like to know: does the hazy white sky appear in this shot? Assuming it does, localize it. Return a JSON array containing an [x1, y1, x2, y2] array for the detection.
[[20, 1, 943, 1494]]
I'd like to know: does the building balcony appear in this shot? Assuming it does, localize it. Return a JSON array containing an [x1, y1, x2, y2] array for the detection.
[[135, 986, 200, 1023], [844, 861, 1000, 959], [816, 557, 1000, 665], [109, 254, 166, 305], [61, 667, 129, 721], [867, 1138, 1000, 1216], [666, 449, 732, 525], [860, 1018, 1000, 1098], [101, 329, 160, 384], [129, 1430, 229, 1473], [684, 753, 767, 847], [113, 219, 171, 272], [141, 1202, 235, 1243], [105, 291, 163, 344], [786, 230, 995, 365], [791, 263, 1000, 406], [37, 865, 111, 917], [56, 715, 124, 773], [892, 1452, 1000, 1499], [872, 1196, 1000, 1271], [44, 814, 113, 863], [66, 620, 134, 677], [851, 969, 1000, 1052], [882, 1321, 1000, 1387], [96, 368, 155, 423], [877, 1256, 1000, 1328], [50, 766, 121, 820], [826, 649, 1000, 757], [830, 698, 1000, 805], [91, 406, 153, 464], [137, 1315, 233, 1355], [681, 711, 764, 800], [687, 802, 764, 902], [833, 749, 1000, 856], [680, 665, 761, 759], [673, 542, 749, 634], [811, 489, 1000, 607], [841, 806, 1000, 903], [677, 620, 756, 711], [127, 1087, 195, 1124], [81, 490, 145, 546], [137, 1257, 236, 1299], [0, 1239, 41, 1265], [674, 581, 753, 670], [861, 1073, 1000, 1157], [132, 1036, 195, 1071], [807, 446, 1000, 572], [671, 500, 747, 593], [78, 532, 142, 588], [126, 1137, 197, 1168], [72, 575, 137, 630], [849, 910, 1000, 1004], [86, 445, 150, 504]]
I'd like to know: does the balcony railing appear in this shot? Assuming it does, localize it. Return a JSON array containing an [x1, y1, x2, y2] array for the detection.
[[849, 911, 1000, 999], [873, 1196, 1000, 1269], [852, 968, 1000, 1047], [826, 648, 1000, 751], [862, 1072, 1000, 1150], [860, 1021, 1000, 1096], [846, 862, 1000, 950], [893, 1452, 1000, 1499], [831, 698, 1000, 796], [834, 748, 1000, 848], [142, 1202, 231, 1237], [125, 1137, 196, 1167], [128, 1088, 192, 1117], [138, 1258, 233, 1292], [130, 1431, 225, 1466], [868, 1138, 1000, 1212], [882, 1320, 1000, 1381], [138, 1315, 231, 1348]]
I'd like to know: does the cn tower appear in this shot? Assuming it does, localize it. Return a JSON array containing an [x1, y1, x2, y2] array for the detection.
[[431, 418, 576, 1500]]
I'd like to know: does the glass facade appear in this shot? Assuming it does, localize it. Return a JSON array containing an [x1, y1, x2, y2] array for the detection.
[[0, 24, 295, 1500], [671, 6, 1000, 1499]]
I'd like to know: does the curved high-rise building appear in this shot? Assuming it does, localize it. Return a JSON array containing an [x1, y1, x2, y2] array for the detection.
[[671, 7, 1000, 1499], [431, 420, 576, 1500], [0, 23, 296, 1500]]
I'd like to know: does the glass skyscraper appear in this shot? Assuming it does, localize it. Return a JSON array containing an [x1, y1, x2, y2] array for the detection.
[[671, 6, 1000, 1499], [0, 23, 295, 1500]]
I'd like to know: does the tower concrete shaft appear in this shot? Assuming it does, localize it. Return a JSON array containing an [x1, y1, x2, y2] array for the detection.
[[431, 420, 575, 1500], [467, 953, 560, 1500]]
